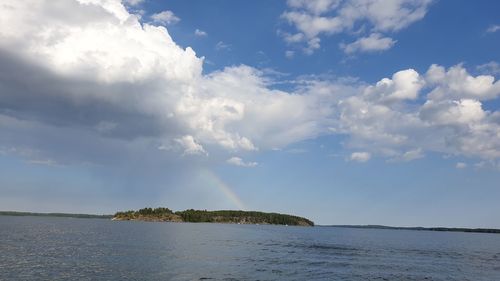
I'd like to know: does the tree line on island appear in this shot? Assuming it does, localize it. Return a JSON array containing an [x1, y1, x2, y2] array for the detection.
[[113, 207, 314, 226]]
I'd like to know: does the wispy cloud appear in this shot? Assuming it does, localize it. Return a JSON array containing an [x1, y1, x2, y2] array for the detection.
[[350, 152, 371, 163], [341, 33, 396, 54], [477, 61, 500, 75], [486, 24, 500, 33], [195, 29, 208, 37], [285, 50, 295, 59], [27, 159, 58, 166], [226, 157, 258, 167], [215, 41, 231, 51]]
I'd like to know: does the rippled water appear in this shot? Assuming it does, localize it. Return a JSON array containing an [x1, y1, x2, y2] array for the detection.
[[1, 216, 500, 280]]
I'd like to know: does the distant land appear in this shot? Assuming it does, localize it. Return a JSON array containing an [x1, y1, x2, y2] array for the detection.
[[0, 211, 112, 219], [326, 225, 500, 234], [113, 207, 314, 226], [2, 210, 499, 233]]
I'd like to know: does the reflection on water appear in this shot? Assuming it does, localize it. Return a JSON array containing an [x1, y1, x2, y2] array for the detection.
[[1, 216, 499, 280]]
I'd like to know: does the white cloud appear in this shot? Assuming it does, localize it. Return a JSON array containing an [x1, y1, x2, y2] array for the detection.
[[354, 0, 432, 32], [175, 135, 207, 156], [194, 29, 207, 37], [365, 69, 423, 101], [281, 0, 432, 54], [0, 1, 201, 84], [341, 33, 396, 54], [456, 162, 467, 169], [285, 50, 295, 59], [281, 11, 344, 39], [226, 157, 258, 167], [350, 152, 371, 162], [486, 25, 500, 33], [426, 64, 500, 101], [304, 37, 321, 54], [151, 10, 180, 25], [282, 32, 306, 43], [333, 64, 500, 161], [420, 99, 486, 126]]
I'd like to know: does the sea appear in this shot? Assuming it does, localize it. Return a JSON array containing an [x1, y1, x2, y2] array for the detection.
[[1, 216, 499, 281]]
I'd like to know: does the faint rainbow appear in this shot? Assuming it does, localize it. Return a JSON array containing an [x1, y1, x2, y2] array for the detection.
[[200, 169, 246, 210]]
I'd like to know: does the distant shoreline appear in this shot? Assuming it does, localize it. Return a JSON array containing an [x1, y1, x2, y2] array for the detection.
[[0, 211, 112, 219], [2, 211, 498, 234], [324, 225, 500, 234]]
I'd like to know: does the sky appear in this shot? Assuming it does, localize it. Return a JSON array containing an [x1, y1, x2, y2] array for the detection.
[[1, 0, 500, 227]]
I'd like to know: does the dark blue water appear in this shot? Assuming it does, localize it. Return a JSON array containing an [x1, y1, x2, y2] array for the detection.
[[1, 216, 500, 280]]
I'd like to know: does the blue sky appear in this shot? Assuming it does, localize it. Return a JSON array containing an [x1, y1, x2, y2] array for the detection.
[[1, 0, 500, 227]]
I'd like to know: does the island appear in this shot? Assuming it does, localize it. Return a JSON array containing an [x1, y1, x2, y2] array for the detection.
[[112, 207, 314, 226]]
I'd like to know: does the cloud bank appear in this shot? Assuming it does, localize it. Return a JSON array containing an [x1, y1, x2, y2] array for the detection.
[[0, 0, 499, 169]]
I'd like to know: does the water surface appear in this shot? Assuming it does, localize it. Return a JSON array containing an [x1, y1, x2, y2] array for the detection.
[[1, 216, 500, 280]]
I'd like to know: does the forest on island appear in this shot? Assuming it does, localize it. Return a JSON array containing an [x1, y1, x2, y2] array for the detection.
[[113, 207, 314, 226]]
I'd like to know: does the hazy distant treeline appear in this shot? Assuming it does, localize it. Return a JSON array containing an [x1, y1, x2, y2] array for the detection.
[[0, 211, 112, 219]]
